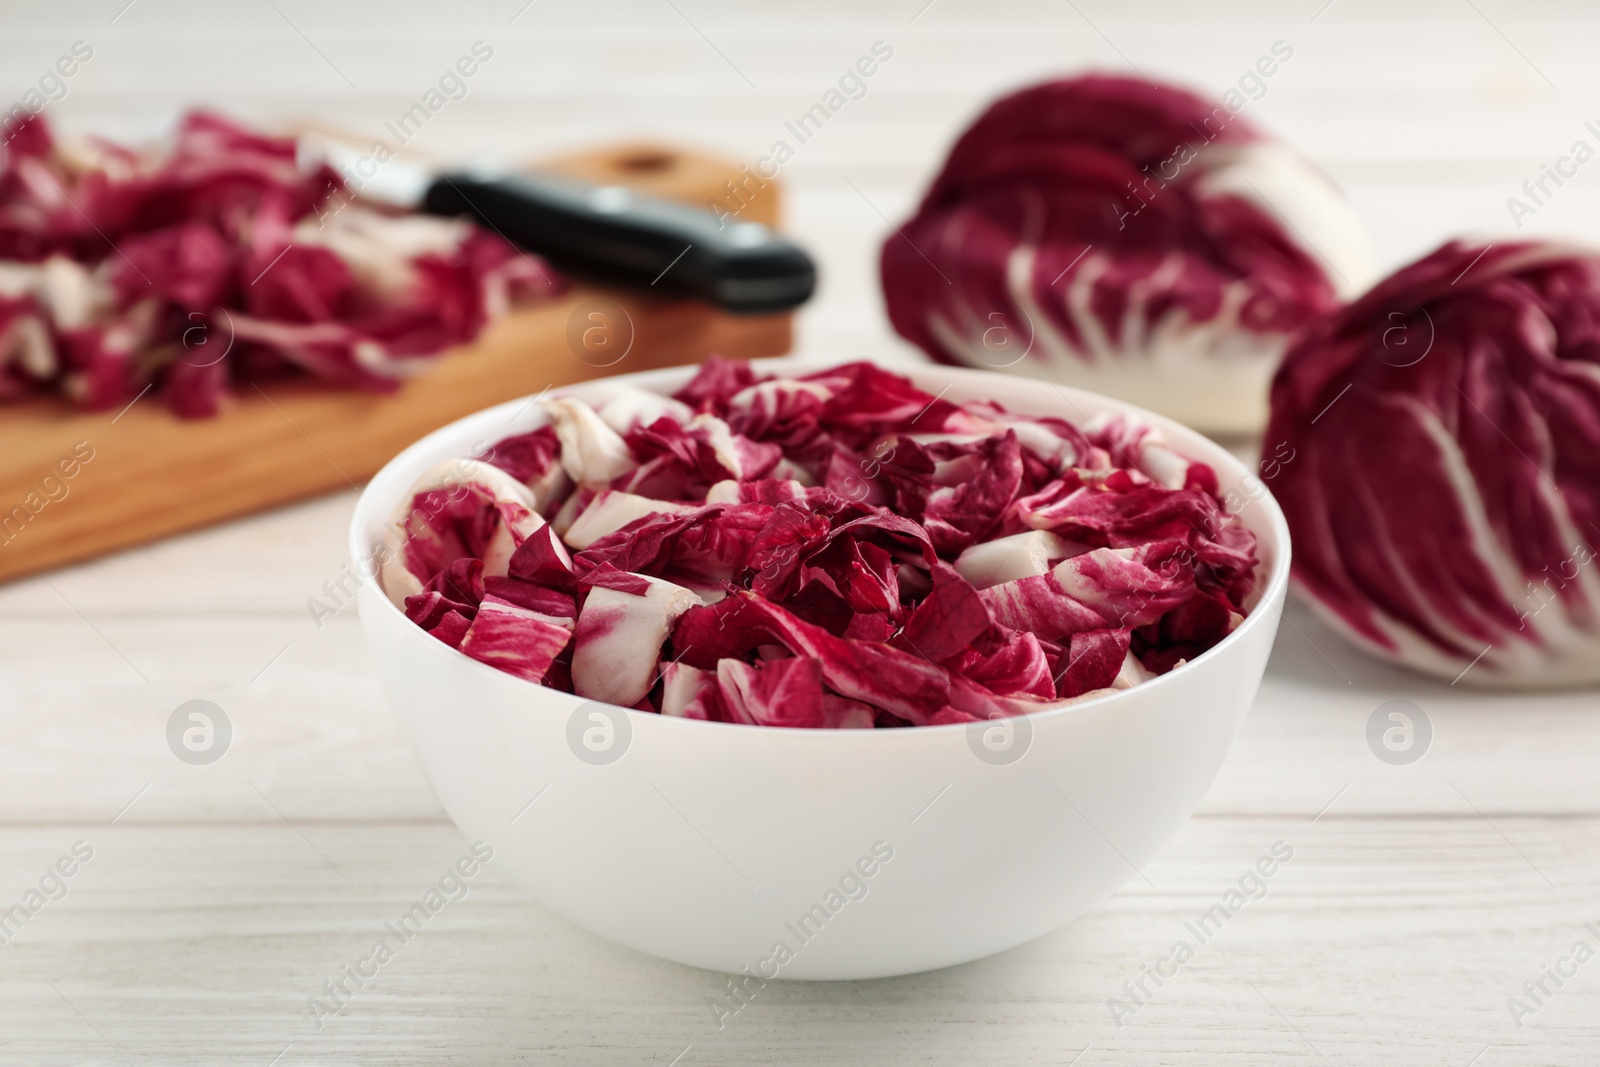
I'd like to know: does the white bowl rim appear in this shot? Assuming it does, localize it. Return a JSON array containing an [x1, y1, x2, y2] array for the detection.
[[350, 356, 1292, 739]]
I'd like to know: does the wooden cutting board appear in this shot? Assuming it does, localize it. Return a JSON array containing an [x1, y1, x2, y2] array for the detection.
[[0, 143, 789, 583]]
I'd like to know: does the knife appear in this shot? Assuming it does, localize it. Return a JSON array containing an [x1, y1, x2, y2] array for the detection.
[[300, 140, 816, 315]]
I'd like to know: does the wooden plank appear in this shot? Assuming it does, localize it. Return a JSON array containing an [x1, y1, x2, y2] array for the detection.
[[5, 588, 1600, 825], [541, 140, 781, 226], [0, 816, 1594, 1065]]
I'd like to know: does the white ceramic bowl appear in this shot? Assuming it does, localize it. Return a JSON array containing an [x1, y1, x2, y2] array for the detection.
[[351, 359, 1289, 980]]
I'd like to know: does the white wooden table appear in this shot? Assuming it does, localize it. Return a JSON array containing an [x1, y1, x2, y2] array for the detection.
[[3, 2, 1598, 1063]]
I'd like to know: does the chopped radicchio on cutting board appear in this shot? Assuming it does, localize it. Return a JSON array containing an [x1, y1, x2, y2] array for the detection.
[[0, 111, 559, 417]]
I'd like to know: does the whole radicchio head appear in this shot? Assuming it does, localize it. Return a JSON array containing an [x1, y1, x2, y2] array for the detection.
[[880, 73, 1372, 432], [1266, 241, 1600, 687]]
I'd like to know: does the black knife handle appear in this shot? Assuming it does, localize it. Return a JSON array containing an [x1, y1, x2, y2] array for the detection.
[[423, 172, 816, 315]]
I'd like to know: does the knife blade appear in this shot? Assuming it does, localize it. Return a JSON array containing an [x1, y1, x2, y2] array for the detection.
[[299, 139, 816, 315]]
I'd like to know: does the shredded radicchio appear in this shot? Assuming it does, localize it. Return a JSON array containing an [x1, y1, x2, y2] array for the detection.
[[379, 360, 1258, 727], [0, 111, 559, 417]]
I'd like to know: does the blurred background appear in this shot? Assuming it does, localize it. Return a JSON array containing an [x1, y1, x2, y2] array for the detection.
[[9, 0, 1595, 364], [3, 2, 1597, 1064]]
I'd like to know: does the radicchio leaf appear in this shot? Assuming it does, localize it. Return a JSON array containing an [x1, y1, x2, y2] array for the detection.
[[570, 573, 703, 707], [379, 459, 543, 605], [954, 529, 1078, 589], [715, 657, 826, 728], [893, 562, 992, 663], [672, 592, 950, 722], [1059, 627, 1133, 698], [945, 628, 1055, 700], [482, 575, 577, 619], [459, 595, 574, 683], [507, 524, 577, 592], [660, 661, 720, 719]]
